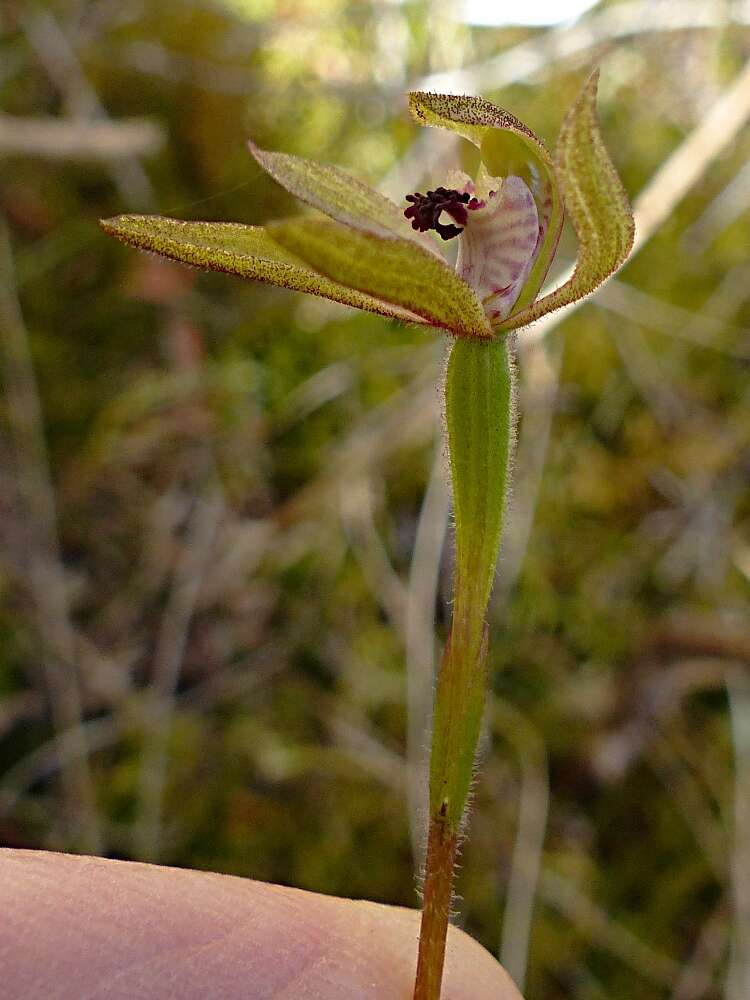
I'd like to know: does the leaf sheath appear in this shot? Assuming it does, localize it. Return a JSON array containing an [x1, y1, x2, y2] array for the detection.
[[432, 336, 514, 832]]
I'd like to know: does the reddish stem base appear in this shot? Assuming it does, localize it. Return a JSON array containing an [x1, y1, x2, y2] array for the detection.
[[413, 817, 459, 1000]]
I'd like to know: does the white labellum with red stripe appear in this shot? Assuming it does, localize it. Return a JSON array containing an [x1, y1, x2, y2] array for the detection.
[[452, 173, 541, 324]]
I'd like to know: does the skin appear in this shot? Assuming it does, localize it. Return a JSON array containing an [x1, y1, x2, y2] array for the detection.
[[0, 849, 523, 1000]]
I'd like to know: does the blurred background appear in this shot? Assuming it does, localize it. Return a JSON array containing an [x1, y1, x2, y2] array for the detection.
[[2, 0, 750, 996]]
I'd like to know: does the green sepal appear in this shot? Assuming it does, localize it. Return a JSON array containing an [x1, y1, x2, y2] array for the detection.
[[249, 142, 439, 253], [409, 91, 546, 153], [502, 70, 635, 331], [269, 216, 492, 340], [99, 215, 429, 325]]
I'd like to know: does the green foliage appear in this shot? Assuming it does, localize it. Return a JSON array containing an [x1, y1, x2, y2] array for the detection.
[[447, 339, 514, 624], [430, 338, 514, 828]]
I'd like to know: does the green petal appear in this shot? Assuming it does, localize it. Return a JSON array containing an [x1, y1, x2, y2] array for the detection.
[[249, 142, 439, 254], [268, 216, 492, 340], [408, 91, 563, 307], [502, 70, 635, 331], [99, 215, 429, 325]]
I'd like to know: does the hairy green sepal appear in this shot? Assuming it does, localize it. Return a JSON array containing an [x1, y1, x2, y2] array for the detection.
[[100, 215, 435, 325], [249, 142, 439, 251], [100, 214, 491, 340], [430, 338, 514, 829], [502, 71, 635, 330], [269, 217, 492, 339]]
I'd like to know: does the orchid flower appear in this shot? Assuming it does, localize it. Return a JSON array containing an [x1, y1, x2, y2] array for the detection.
[[101, 70, 634, 1000], [101, 71, 632, 341]]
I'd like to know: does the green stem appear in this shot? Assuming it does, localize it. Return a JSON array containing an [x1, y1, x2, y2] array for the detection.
[[414, 336, 515, 1000]]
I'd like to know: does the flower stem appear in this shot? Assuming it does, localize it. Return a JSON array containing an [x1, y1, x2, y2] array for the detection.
[[413, 336, 515, 1000], [413, 814, 458, 1000]]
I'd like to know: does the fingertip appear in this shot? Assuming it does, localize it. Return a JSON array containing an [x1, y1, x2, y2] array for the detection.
[[443, 922, 524, 1000], [336, 897, 523, 1000], [0, 849, 523, 999]]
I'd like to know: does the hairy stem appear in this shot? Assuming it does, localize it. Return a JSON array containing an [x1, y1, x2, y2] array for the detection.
[[414, 814, 459, 1000], [413, 337, 515, 1000]]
